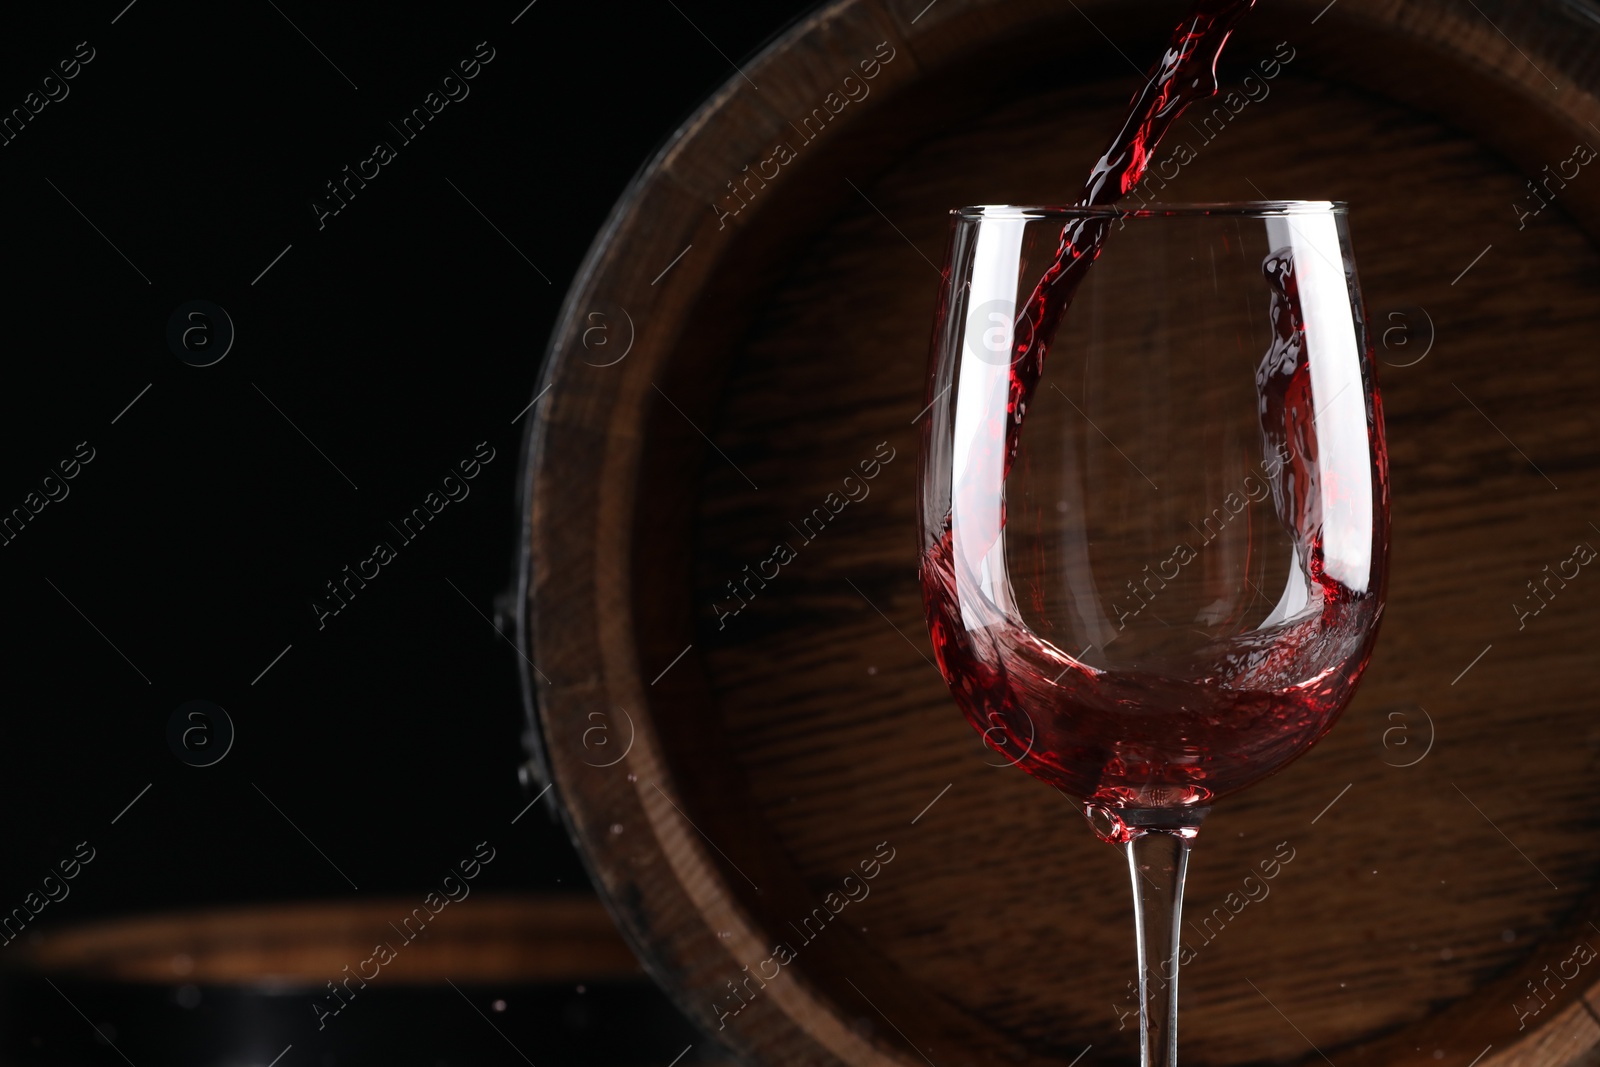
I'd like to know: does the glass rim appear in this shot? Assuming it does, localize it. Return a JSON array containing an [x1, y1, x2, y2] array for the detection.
[[952, 200, 1347, 219]]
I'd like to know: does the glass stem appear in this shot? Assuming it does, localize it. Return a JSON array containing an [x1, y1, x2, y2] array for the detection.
[[1123, 815, 1201, 1067]]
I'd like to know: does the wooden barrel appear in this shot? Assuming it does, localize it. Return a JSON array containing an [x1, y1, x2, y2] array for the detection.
[[4, 894, 640, 986], [518, 1, 1600, 1064], [0, 895, 708, 1066]]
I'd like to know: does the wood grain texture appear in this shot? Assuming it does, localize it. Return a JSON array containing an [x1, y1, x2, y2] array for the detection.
[[5, 896, 640, 986], [523, 1, 1600, 1065]]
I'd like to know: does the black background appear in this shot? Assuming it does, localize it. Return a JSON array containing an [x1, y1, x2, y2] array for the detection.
[[0, 0, 814, 923]]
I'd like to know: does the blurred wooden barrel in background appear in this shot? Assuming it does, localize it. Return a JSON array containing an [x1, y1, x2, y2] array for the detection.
[[0, 895, 705, 1066], [520, 1, 1600, 1065], [8, 894, 639, 985]]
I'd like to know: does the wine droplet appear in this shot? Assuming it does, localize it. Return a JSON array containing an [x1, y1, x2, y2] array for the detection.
[[1084, 803, 1133, 844]]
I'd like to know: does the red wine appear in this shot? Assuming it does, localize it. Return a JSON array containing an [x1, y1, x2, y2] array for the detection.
[[919, 0, 1386, 825], [923, 250, 1383, 816], [1005, 0, 1258, 478], [922, 579, 1378, 810]]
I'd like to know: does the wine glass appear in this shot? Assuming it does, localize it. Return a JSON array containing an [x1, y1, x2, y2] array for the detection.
[[916, 202, 1388, 1066]]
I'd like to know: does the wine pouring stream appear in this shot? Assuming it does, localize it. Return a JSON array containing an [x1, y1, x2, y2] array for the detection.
[[917, 1, 1389, 1064]]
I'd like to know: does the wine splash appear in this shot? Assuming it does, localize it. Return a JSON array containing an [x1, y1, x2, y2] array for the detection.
[[919, 0, 1386, 817], [1005, 0, 1259, 478]]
